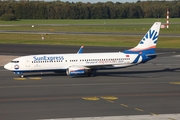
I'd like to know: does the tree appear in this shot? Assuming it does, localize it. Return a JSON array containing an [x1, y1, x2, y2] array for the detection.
[[0, 13, 16, 21]]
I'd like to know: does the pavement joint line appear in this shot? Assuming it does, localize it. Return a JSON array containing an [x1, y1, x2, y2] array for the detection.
[[150, 112, 158, 115], [168, 118, 176, 120], [106, 100, 114, 103], [135, 108, 144, 112], [120, 104, 128, 107], [100, 96, 118, 101]]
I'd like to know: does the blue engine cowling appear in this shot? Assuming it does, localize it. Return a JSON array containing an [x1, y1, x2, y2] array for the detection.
[[66, 67, 89, 76]]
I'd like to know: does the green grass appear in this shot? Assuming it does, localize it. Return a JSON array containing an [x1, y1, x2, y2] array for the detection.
[[0, 24, 179, 34], [0, 19, 179, 34], [0, 33, 180, 48], [158, 37, 180, 48], [0, 18, 180, 48], [0, 18, 179, 24]]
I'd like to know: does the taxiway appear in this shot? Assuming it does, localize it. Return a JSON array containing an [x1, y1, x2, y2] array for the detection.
[[0, 44, 180, 120]]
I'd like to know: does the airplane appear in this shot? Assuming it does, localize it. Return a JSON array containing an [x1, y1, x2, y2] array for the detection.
[[4, 22, 161, 78]]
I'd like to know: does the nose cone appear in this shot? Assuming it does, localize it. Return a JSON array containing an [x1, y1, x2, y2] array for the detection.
[[4, 63, 11, 70]]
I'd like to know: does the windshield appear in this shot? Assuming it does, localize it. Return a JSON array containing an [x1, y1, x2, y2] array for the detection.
[[11, 61, 19, 63]]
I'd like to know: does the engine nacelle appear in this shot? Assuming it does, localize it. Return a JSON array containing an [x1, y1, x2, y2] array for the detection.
[[66, 66, 90, 76]]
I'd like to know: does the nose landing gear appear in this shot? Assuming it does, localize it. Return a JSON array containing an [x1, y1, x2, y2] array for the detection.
[[14, 71, 24, 78], [20, 74, 24, 78]]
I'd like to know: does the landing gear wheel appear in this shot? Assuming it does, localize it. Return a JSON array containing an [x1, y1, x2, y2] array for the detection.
[[20, 74, 24, 78], [87, 72, 93, 77], [87, 70, 96, 77]]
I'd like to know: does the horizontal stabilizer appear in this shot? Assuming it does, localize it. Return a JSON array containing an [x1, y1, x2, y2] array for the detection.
[[146, 52, 176, 57], [146, 54, 157, 57]]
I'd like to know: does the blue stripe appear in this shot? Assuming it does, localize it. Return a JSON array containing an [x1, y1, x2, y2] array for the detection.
[[132, 54, 141, 64], [12, 69, 66, 73], [124, 48, 157, 63]]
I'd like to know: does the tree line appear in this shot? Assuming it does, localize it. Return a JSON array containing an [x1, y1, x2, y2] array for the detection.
[[0, 1, 179, 20]]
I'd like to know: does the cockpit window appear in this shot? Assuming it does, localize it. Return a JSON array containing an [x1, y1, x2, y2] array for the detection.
[[11, 61, 19, 63]]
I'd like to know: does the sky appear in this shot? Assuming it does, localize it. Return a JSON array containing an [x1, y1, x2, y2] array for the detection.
[[49, 0, 138, 3]]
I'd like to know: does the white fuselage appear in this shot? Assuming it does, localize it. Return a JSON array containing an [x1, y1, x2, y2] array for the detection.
[[4, 52, 141, 72]]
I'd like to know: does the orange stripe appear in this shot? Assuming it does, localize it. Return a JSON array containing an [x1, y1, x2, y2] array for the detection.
[[129, 46, 156, 51]]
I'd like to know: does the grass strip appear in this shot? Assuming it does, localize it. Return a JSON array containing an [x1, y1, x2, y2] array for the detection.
[[0, 33, 179, 48]]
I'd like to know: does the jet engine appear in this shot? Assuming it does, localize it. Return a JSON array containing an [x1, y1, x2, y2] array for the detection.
[[66, 66, 91, 76]]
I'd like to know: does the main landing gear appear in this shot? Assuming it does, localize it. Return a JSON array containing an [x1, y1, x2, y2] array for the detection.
[[87, 70, 96, 77]]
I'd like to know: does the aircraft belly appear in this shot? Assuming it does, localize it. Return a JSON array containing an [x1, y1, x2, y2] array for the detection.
[[102, 64, 133, 69]]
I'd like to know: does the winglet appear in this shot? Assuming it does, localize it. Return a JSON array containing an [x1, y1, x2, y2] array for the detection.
[[77, 46, 84, 54]]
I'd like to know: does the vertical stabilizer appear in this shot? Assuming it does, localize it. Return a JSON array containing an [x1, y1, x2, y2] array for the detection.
[[127, 22, 161, 52]]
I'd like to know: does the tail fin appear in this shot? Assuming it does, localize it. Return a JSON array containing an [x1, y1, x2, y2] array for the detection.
[[125, 22, 161, 53]]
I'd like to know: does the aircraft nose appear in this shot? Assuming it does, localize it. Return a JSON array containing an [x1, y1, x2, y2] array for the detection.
[[4, 63, 11, 70]]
